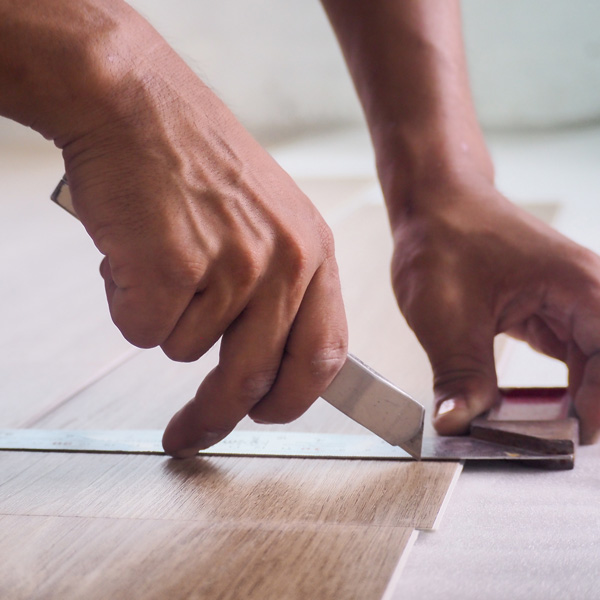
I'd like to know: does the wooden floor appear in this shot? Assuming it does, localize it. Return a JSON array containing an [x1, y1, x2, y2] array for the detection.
[[0, 147, 460, 599]]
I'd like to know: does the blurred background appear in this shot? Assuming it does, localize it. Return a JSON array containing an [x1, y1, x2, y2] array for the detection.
[[1, 0, 600, 149]]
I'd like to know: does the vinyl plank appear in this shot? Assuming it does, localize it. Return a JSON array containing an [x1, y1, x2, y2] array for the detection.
[[30, 346, 215, 430], [0, 451, 460, 531], [0, 514, 416, 600]]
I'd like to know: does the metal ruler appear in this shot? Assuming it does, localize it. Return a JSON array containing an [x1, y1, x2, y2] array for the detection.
[[0, 429, 572, 463]]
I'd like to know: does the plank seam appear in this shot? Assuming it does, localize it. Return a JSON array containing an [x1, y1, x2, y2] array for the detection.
[[20, 348, 141, 427]]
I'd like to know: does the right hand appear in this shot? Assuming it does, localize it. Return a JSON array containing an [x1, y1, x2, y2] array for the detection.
[[41, 2, 348, 456]]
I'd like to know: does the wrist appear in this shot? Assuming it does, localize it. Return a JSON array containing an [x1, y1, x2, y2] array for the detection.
[[374, 125, 496, 227]]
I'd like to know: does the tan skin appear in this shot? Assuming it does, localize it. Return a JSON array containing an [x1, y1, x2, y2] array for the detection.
[[2, 0, 600, 452], [322, 0, 600, 442]]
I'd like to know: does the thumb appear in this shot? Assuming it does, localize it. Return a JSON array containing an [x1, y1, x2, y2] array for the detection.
[[422, 322, 498, 436], [396, 264, 499, 435]]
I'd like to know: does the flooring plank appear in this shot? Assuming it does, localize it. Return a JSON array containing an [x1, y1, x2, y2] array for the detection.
[[0, 451, 459, 531], [0, 514, 415, 600]]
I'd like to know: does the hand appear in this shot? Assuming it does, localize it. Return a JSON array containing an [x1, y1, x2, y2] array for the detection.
[[50, 6, 347, 456], [390, 177, 600, 443]]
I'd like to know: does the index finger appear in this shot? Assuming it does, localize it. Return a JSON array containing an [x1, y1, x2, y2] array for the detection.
[[161, 284, 299, 457]]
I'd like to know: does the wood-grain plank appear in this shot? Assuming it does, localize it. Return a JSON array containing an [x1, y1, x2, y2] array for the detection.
[[0, 514, 415, 600], [0, 452, 458, 530]]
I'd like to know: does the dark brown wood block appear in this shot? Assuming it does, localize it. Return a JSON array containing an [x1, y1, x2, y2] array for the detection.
[[470, 417, 578, 456], [470, 387, 578, 470]]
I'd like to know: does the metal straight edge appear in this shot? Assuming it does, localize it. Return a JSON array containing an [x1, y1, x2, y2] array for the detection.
[[0, 429, 572, 462]]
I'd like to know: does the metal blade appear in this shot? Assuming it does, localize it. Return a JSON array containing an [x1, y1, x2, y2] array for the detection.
[[0, 429, 569, 462], [321, 354, 425, 458]]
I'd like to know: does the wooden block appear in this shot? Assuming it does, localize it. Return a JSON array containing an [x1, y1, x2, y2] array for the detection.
[[0, 514, 416, 600], [470, 417, 578, 456], [489, 387, 571, 421], [470, 387, 578, 469]]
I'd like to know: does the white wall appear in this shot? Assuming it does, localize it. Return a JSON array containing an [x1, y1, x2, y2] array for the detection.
[[463, 0, 600, 130], [2, 0, 600, 148]]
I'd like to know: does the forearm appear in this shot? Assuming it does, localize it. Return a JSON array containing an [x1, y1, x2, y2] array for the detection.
[[321, 0, 494, 222], [0, 0, 133, 139], [0, 0, 223, 149]]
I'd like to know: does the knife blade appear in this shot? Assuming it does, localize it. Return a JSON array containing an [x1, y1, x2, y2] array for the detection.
[[51, 178, 426, 458]]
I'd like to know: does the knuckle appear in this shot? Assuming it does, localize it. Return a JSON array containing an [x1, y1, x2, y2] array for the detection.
[[163, 254, 209, 289], [281, 235, 312, 283], [292, 219, 335, 271], [152, 229, 212, 290], [250, 396, 311, 426], [308, 340, 348, 381], [318, 221, 336, 259], [232, 245, 264, 290], [432, 354, 496, 395]]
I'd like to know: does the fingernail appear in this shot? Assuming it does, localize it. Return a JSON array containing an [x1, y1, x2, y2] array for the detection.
[[435, 398, 468, 418], [172, 446, 201, 459], [252, 418, 271, 425], [170, 431, 228, 459]]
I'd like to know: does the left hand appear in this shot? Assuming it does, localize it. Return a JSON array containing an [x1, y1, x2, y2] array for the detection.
[[389, 176, 600, 443]]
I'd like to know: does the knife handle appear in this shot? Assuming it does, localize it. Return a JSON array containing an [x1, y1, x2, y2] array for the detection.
[[321, 354, 424, 457]]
